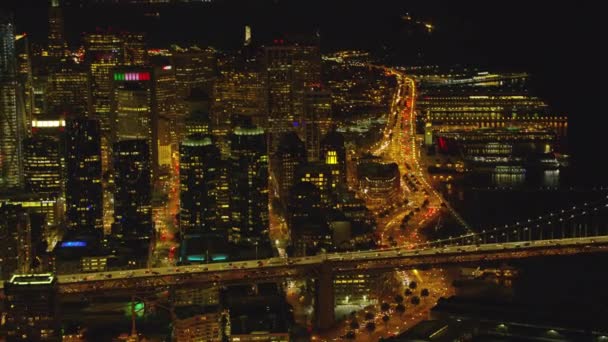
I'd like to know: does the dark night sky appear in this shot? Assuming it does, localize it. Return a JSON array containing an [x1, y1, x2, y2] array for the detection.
[[3, 0, 606, 182]]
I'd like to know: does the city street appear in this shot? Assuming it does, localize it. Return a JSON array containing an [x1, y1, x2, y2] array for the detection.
[[150, 154, 180, 267], [316, 65, 456, 340]]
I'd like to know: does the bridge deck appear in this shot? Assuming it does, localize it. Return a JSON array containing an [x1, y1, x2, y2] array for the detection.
[[3, 236, 606, 294]]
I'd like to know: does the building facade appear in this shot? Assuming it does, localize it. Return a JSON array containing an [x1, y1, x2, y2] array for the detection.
[[2, 273, 60, 341], [229, 125, 268, 243], [113, 139, 152, 238], [0, 12, 25, 189], [66, 118, 103, 232]]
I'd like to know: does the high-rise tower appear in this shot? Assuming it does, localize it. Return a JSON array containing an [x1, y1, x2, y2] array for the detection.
[[179, 135, 222, 235], [66, 118, 102, 232], [274, 132, 306, 204], [0, 12, 25, 189], [2, 273, 60, 340], [303, 86, 332, 161], [113, 139, 152, 238], [229, 124, 268, 243], [48, 0, 67, 58], [263, 38, 321, 157], [23, 135, 63, 195]]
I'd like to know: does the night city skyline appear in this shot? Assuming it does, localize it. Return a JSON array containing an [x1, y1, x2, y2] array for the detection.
[[1, 1, 607, 341]]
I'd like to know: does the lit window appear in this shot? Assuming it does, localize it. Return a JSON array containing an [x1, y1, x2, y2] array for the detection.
[[326, 151, 338, 165]]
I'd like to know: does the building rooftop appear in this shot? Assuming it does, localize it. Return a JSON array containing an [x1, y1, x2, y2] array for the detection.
[[174, 304, 220, 320], [182, 135, 213, 147], [8, 273, 55, 285], [357, 161, 399, 179], [234, 125, 264, 136]]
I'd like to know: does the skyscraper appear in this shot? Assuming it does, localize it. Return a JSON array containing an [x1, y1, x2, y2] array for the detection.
[[46, 63, 92, 117], [84, 31, 124, 173], [263, 38, 321, 156], [48, 0, 67, 58], [171, 45, 217, 99], [111, 67, 154, 142], [212, 57, 265, 140], [0, 205, 31, 279], [66, 118, 102, 232], [23, 135, 63, 195], [123, 32, 147, 66], [15, 33, 33, 128], [113, 139, 152, 238], [185, 108, 211, 136], [84, 31, 124, 132], [287, 181, 327, 256], [320, 127, 347, 190], [2, 273, 60, 341], [296, 162, 333, 208], [111, 66, 176, 177], [0, 12, 25, 189], [229, 124, 268, 243], [179, 135, 222, 236], [154, 65, 178, 169], [264, 44, 295, 154], [303, 86, 332, 161], [274, 131, 306, 204]]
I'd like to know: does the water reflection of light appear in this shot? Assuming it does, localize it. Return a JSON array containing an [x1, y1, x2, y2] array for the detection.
[[542, 170, 560, 187], [491, 172, 525, 186]]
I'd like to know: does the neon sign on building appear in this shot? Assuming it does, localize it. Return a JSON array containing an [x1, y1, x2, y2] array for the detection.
[[113, 72, 151, 81]]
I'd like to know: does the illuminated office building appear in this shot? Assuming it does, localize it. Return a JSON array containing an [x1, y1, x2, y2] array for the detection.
[[0, 205, 32, 279], [84, 31, 124, 174], [179, 135, 222, 236], [31, 74, 47, 116], [216, 160, 231, 229], [170, 46, 215, 149], [357, 161, 400, 209], [320, 127, 347, 190], [291, 38, 322, 135], [154, 65, 178, 169], [171, 45, 217, 98], [229, 124, 268, 243], [212, 59, 265, 141], [180, 88, 211, 152], [111, 68, 154, 141], [113, 139, 152, 238], [0, 192, 64, 228], [303, 86, 332, 161], [111, 66, 176, 177], [334, 273, 381, 305], [264, 43, 294, 146], [0, 12, 25, 189], [23, 135, 63, 195], [48, 0, 67, 58], [263, 38, 321, 156], [31, 116, 66, 136], [123, 32, 147, 66], [296, 162, 333, 208], [173, 306, 226, 342], [15, 33, 34, 126], [84, 31, 124, 132], [2, 273, 60, 341], [287, 181, 330, 256], [185, 109, 211, 136], [46, 63, 92, 117], [66, 118, 102, 232], [274, 131, 306, 203]]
